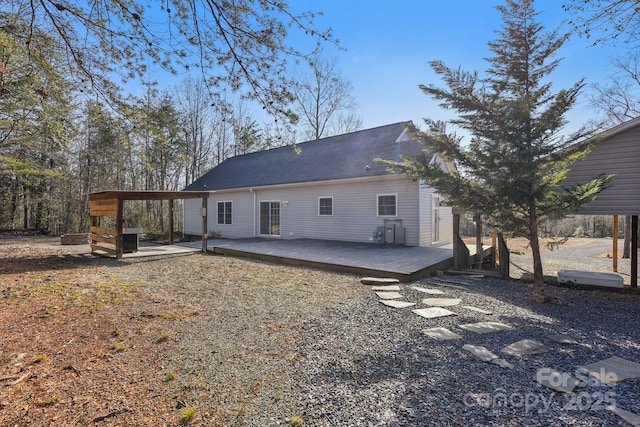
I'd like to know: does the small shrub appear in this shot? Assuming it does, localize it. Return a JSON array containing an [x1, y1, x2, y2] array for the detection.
[[34, 354, 47, 363], [111, 343, 127, 352], [43, 396, 59, 406], [290, 416, 303, 426], [180, 406, 197, 426], [157, 333, 170, 343]]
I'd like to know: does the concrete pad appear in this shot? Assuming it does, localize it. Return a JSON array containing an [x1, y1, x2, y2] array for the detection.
[[578, 356, 640, 384], [423, 327, 462, 340], [422, 298, 462, 307], [534, 368, 578, 393], [458, 321, 513, 334], [410, 286, 445, 295], [379, 300, 416, 308], [502, 339, 550, 357], [606, 405, 640, 426], [547, 334, 578, 344], [412, 307, 456, 319], [375, 291, 403, 300], [371, 285, 401, 291], [462, 344, 498, 362], [463, 305, 493, 315], [361, 277, 400, 285], [491, 358, 514, 369]]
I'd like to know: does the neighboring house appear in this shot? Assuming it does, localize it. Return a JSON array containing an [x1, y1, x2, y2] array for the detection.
[[564, 116, 640, 215], [182, 122, 453, 247]]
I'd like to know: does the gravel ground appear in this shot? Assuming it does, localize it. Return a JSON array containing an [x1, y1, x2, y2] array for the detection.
[[298, 277, 640, 426]]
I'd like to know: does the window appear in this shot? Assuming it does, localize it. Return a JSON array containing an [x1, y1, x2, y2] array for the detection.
[[377, 194, 397, 216], [217, 201, 232, 224], [318, 197, 333, 216]]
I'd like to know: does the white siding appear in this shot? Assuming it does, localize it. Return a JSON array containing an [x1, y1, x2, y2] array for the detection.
[[183, 198, 203, 235], [565, 126, 640, 215], [183, 175, 433, 246], [418, 182, 434, 246]]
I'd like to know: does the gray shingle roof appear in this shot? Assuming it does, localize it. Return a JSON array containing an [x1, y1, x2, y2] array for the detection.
[[184, 121, 429, 191]]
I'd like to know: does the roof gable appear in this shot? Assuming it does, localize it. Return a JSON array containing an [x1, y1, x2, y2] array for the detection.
[[185, 122, 430, 191]]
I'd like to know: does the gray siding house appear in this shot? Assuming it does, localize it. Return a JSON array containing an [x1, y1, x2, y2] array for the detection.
[[182, 122, 453, 247], [564, 116, 640, 215]]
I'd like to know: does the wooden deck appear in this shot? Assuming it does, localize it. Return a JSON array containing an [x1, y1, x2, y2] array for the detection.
[[200, 238, 471, 281]]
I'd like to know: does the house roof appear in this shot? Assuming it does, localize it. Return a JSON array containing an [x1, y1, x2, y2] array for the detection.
[[184, 121, 429, 191]]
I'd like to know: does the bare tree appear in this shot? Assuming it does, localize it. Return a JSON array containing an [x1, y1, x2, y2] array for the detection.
[[293, 56, 361, 140], [589, 53, 640, 125], [563, 0, 640, 48]]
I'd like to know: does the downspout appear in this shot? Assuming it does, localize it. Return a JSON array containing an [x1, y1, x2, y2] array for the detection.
[[250, 188, 256, 237]]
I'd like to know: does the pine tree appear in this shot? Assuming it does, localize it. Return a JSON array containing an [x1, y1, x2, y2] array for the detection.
[[385, 0, 611, 296]]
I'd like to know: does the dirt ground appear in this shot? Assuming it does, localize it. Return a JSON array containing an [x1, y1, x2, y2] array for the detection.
[[0, 236, 365, 426]]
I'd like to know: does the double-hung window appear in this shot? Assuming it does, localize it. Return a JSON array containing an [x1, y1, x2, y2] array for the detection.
[[217, 201, 232, 225], [318, 197, 333, 216], [377, 194, 397, 216]]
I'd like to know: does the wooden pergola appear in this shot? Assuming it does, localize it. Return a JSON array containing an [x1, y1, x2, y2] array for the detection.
[[89, 190, 210, 259]]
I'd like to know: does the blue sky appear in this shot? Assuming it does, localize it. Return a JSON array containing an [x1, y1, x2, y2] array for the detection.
[[293, 0, 626, 134]]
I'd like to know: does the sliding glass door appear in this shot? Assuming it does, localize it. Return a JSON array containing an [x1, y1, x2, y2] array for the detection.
[[259, 201, 280, 236]]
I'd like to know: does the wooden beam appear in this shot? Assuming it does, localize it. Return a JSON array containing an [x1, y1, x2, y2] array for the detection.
[[168, 199, 175, 245], [452, 210, 461, 269], [116, 197, 123, 260], [613, 215, 618, 273], [632, 215, 638, 288], [201, 196, 208, 253]]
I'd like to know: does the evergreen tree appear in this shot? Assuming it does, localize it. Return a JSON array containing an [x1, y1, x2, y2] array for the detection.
[[384, 0, 611, 296]]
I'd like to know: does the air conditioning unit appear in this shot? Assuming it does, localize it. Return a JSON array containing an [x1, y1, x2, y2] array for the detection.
[[384, 219, 405, 245]]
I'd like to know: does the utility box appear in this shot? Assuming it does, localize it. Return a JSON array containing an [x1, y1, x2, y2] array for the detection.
[[383, 219, 405, 245], [557, 270, 624, 288]]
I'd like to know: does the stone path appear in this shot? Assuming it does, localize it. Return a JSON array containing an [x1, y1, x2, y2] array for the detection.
[[361, 276, 640, 425]]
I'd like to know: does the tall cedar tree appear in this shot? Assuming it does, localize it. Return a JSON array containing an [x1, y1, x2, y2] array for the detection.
[[383, 0, 611, 294]]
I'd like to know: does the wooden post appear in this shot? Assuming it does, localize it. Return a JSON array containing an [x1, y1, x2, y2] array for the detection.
[[632, 215, 638, 288], [453, 208, 461, 269], [116, 197, 124, 260], [168, 199, 175, 245], [474, 213, 482, 269], [613, 215, 618, 273], [491, 228, 497, 268], [201, 196, 208, 253]]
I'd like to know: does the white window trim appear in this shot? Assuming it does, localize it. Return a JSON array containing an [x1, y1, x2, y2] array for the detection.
[[377, 193, 398, 217], [217, 201, 233, 225], [318, 196, 334, 216]]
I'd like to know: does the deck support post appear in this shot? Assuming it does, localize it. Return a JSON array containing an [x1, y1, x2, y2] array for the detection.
[[613, 215, 618, 273], [632, 215, 638, 288]]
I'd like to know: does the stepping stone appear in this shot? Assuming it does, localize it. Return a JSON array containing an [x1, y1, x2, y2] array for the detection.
[[491, 358, 514, 369], [463, 306, 493, 315], [578, 356, 640, 384], [375, 291, 403, 300], [379, 300, 416, 309], [423, 327, 462, 341], [410, 286, 445, 295], [361, 277, 400, 285], [502, 339, 550, 357], [462, 344, 498, 362], [534, 368, 578, 393], [422, 298, 461, 307], [371, 285, 401, 291], [606, 405, 640, 426], [412, 307, 456, 319], [458, 321, 512, 334], [547, 334, 578, 344]]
